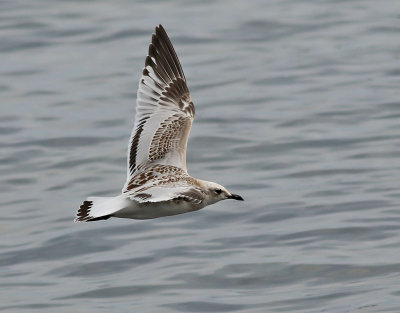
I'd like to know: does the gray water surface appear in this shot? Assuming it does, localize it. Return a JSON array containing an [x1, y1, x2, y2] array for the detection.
[[1, 0, 400, 312]]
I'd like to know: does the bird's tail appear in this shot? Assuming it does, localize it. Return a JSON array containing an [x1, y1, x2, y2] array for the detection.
[[75, 196, 125, 222]]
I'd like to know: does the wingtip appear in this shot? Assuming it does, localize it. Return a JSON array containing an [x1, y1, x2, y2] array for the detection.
[[155, 24, 168, 39], [154, 24, 163, 36]]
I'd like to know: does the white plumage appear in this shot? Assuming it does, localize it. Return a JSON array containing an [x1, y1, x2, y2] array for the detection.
[[75, 25, 243, 223]]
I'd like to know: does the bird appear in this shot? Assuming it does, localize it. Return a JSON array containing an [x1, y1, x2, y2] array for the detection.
[[75, 25, 243, 222]]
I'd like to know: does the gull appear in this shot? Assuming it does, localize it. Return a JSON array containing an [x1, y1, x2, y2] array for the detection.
[[75, 25, 243, 222]]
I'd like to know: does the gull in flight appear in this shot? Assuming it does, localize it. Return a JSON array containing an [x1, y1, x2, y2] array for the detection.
[[75, 25, 243, 222]]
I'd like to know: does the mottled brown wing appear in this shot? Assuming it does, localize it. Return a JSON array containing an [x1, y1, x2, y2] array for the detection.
[[123, 164, 203, 204], [129, 185, 204, 204], [124, 25, 195, 192]]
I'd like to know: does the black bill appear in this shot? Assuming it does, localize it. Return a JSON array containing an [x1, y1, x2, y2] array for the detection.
[[227, 194, 244, 201]]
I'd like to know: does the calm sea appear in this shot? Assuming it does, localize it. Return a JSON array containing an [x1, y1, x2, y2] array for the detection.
[[1, 0, 400, 312]]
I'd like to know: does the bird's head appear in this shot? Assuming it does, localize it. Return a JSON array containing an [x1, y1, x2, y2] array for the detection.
[[201, 181, 244, 205]]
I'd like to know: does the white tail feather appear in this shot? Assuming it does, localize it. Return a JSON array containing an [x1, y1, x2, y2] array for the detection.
[[75, 196, 127, 222]]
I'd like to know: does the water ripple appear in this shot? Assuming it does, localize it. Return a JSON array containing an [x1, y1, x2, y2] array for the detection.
[[1, 1, 400, 312]]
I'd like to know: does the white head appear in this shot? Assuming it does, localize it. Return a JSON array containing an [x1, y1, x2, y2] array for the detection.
[[200, 180, 244, 205]]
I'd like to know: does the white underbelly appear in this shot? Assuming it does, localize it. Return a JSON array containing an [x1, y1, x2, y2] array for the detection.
[[113, 199, 204, 219]]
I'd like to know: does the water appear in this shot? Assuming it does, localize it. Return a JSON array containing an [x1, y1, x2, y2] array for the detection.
[[1, 0, 400, 311]]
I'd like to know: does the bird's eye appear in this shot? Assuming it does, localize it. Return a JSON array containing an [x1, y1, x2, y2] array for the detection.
[[214, 189, 222, 195]]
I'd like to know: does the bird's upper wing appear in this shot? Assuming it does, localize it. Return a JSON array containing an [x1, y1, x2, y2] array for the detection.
[[123, 25, 195, 192], [130, 185, 204, 204], [123, 164, 204, 204]]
